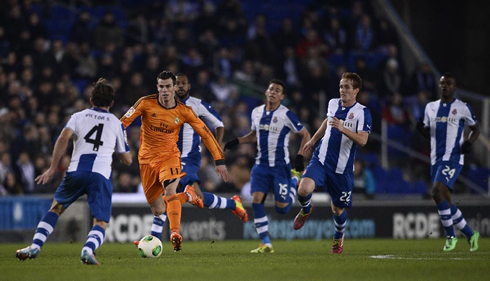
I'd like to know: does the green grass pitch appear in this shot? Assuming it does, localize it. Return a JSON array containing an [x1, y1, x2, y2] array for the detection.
[[1, 239, 488, 281]]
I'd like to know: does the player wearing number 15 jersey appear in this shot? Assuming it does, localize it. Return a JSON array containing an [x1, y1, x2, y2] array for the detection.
[[16, 78, 132, 265], [417, 73, 480, 252]]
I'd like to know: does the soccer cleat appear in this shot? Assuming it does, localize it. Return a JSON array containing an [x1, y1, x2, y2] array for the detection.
[[331, 233, 345, 254], [250, 244, 275, 253], [80, 250, 100, 266], [134, 240, 139, 247], [291, 169, 302, 186], [171, 232, 183, 252], [231, 195, 248, 222], [443, 236, 458, 252], [293, 205, 314, 230], [16, 246, 39, 261], [184, 185, 204, 208], [469, 231, 480, 252]]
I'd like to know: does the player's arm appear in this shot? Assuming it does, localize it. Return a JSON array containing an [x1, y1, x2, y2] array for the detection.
[[224, 130, 257, 151], [461, 123, 480, 154], [119, 152, 132, 165], [35, 128, 73, 184], [120, 98, 145, 128], [215, 126, 224, 147], [303, 118, 328, 155], [293, 127, 311, 171], [330, 117, 369, 147], [416, 105, 430, 139], [198, 100, 225, 146], [116, 122, 132, 166]]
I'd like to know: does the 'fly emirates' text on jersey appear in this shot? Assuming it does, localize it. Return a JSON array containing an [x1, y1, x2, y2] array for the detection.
[[66, 108, 130, 179], [121, 95, 224, 164]]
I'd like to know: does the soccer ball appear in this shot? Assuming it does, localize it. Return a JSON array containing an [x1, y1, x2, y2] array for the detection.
[[137, 235, 162, 258]]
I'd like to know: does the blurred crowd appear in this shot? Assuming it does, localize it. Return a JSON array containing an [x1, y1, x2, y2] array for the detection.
[[0, 0, 439, 197]]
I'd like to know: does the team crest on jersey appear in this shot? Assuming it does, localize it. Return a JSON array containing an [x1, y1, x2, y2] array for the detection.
[[174, 117, 180, 124], [452, 109, 457, 115], [125, 107, 135, 118], [348, 113, 354, 119], [273, 116, 278, 123]]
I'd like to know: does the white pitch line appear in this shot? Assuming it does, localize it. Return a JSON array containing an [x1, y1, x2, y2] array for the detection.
[[369, 255, 471, 260]]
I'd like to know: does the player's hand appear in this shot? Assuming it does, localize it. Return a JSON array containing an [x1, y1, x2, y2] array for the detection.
[[303, 140, 314, 155], [215, 164, 229, 182], [460, 141, 472, 154], [416, 118, 425, 134], [35, 168, 56, 185], [294, 154, 304, 172], [224, 138, 239, 151], [329, 117, 345, 132]]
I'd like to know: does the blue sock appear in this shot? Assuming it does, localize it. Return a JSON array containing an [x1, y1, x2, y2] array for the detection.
[[203, 192, 235, 210], [31, 211, 59, 250], [82, 225, 105, 255], [252, 203, 271, 245], [298, 193, 312, 214], [451, 204, 473, 238], [151, 214, 167, 239], [437, 200, 455, 237], [333, 210, 347, 239]]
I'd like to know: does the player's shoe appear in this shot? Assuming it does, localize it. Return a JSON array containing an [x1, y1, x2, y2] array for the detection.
[[171, 232, 183, 252], [291, 169, 302, 186], [250, 244, 275, 253], [469, 231, 480, 252], [331, 233, 345, 254], [293, 205, 314, 230], [184, 185, 204, 208], [16, 246, 39, 261], [443, 236, 458, 252], [80, 250, 100, 266], [134, 240, 139, 247], [231, 195, 248, 222]]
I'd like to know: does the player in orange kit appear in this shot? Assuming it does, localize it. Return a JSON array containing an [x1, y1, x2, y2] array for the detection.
[[121, 70, 229, 252]]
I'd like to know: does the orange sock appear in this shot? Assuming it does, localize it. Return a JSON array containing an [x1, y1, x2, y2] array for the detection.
[[166, 195, 181, 233], [163, 194, 187, 205]]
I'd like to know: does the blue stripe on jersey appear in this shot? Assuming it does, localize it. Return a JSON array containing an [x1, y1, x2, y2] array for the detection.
[[258, 110, 272, 165], [435, 104, 450, 161], [362, 108, 373, 132], [77, 154, 97, 172], [467, 104, 477, 122], [449, 118, 465, 162], [201, 101, 223, 122], [120, 124, 130, 152], [275, 126, 290, 166]]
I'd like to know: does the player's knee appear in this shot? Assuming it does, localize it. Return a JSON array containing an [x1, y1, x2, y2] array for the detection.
[[275, 204, 291, 214]]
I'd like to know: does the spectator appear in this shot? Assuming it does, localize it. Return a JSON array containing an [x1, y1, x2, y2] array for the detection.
[[93, 11, 124, 50], [353, 159, 376, 199]]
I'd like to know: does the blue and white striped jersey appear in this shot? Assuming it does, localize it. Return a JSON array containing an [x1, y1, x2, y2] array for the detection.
[[177, 96, 223, 161], [314, 98, 372, 174], [423, 98, 477, 165], [66, 108, 130, 179], [251, 104, 304, 167]]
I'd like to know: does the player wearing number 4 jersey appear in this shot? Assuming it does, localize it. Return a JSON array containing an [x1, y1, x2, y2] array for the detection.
[[417, 73, 480, 252], [121, 71, 228, 252], [293, 73, 372, 254], [16, 78, 132, 265]]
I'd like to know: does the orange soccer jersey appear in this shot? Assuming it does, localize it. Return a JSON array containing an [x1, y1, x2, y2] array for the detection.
[[121, 95, 224, 202]]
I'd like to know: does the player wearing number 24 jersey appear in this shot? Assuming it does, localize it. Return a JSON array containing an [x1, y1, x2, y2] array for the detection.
[[16, 78, 132, 265], [417, 73, 480, 252]]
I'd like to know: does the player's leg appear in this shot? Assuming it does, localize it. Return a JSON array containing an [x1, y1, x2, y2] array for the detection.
[[80, 173, 114, 265], [293, 160, 326, 230], [163, 178, 184, 252], [16, 200, 65, 261], [140, 164, 167, 241], [451, 204, 479, 251], [16, 172, 85, 261], [250, 165, 274, 253], [327, 170, 353, 254], [273, 166, 296, 215], [431, 162, 462, 251]]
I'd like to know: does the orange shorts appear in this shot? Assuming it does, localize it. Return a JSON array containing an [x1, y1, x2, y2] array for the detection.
[[139, 156, 186, 204]]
